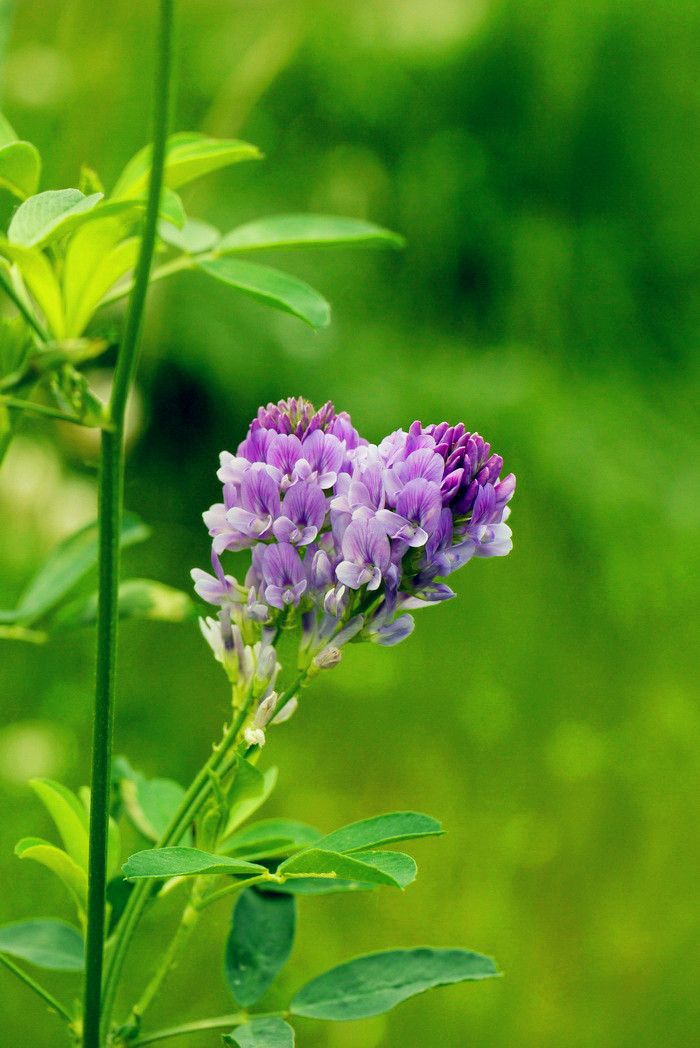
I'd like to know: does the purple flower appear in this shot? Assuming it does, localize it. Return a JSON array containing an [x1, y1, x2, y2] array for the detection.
[[262, 543, 308, 609], [196, 397, 516, 674], [375, 479, 442, 547], [226, 464, 281, 541], [248, 396, 363, 449], [331, 463, 386, 520], [273, 482, 327, 546], [335, 517, 391, 591], [296, 430, 344, 488], [191, 551, 246, 606]]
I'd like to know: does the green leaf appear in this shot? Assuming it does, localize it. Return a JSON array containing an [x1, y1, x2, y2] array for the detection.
[[351, 850, 417, 888], [0, 113, 18, 147], [290, 948, 500, 1021], [223, 760, 278, 837], [0, 314, 32, 383], [159, 216, 220, 254], [55, 578, 196, 629], [277, 849, 402, 889], [0, 241, 65, 337], [224, 1018, 294, 1048], [112, 132, 261, 200], [225, 888, 296, 1007], [313, 812, 443, 854], [217, 214, 404, 254], [0, 919, 84, 971], [197, 258, 330, 329], [8, 189, 103, 249], [160, 187, 186, 230], [260, 878, 375, 897], [0, 513, 149, 625], [222, 818, 321, 859], [62, 216, 139, 337], [0, 141, 41, 199], [115, 759, 191, 844], [28, 779, 89, 869], [122, 846, 267, 880], [15, 838, 88, 916]]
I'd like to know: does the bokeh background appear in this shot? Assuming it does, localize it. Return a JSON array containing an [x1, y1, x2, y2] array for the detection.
[[1, 0, 698, 1045]]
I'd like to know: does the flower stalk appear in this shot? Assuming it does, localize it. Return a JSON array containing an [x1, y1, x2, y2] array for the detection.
[[83, 2, 174, 1046]]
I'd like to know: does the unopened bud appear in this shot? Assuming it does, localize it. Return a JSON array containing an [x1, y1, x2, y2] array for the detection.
[[253, 691, 278, 729], [255, 644, 276, 684], [313, 646, 342, 670], [272, 696, 298, 724]]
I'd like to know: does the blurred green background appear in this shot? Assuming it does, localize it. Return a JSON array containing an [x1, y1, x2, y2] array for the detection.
[[1, 0, 698, 1045]]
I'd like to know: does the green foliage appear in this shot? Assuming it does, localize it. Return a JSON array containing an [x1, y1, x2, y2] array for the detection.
[[8, 189, 103, 249], [217, 214, 404, 254], [222, 760, 278, 838], [62, 217, 139, 338], [197, 258, 330, 329], [0, 513, 149, 627], [277, 848, 409, 889], [0, 315, 32, 384], [223, 1018, 295, 1048], [15, 838, 88, 920], [0, 140, 41, 199], [122, 846, 267, 879], [0, 919, 84, 971], [56, 578, 197, 629], [222, 818, 321, 859], [159, 217, 220, 254], [111, 132, 262, 199], [289, 948, 500, 1021], [313, 811, 443, 853], [0, 241, 65, 337], [28, 778, 88, 869], [114, 758, 190, 844], [225, 888, 296, 1007]]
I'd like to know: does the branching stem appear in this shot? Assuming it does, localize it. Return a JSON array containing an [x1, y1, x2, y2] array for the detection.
[[0, 952, 75, 1026]]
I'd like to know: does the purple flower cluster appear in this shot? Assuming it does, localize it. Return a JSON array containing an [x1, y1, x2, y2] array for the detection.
[[193, 398, 515, 672]]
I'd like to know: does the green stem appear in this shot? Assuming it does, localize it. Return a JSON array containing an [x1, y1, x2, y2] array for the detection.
[[83, 4, 174, 1047], [193, 872, 271, 912], [0, 394, 100, 427], [102, 667, 306, 1037], [0, 952, 75, 1026], [132, 1014, 281, 1047], [100, 695, 254, 1039], [133, 894, 201, 1023]]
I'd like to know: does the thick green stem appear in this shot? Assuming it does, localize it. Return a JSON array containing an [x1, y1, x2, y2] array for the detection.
[[83, 3, 174, 1047], [0, 952, 75, 1027]]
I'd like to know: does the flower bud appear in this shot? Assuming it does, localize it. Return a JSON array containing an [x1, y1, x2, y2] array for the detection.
[[272, 696, 298, 724], [313, 646, 342, 670]]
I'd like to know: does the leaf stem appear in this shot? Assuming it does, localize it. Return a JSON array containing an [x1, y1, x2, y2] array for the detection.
[[0, 266, 49, 341], [132, 894, 201, 1023], [83, 3, 174, 1047], [0, 952, 75, 1026], [132, 1013, 288, 1046], [0, 394, 101, 427], [193, 872, 271, 912]]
